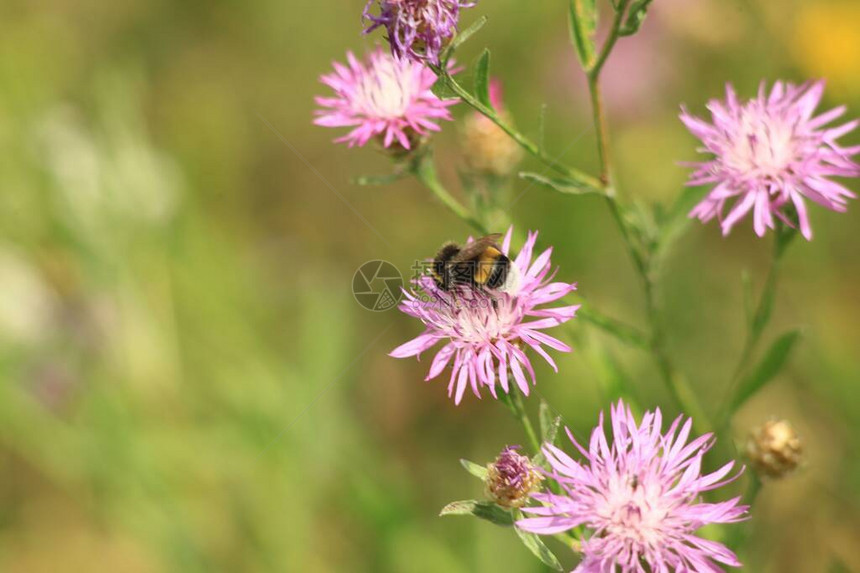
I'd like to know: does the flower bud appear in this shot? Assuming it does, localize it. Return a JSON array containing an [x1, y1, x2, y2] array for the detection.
[[745, 419, 803, 479], [485, 446, 542, 508], [461, 81, 523, 177]]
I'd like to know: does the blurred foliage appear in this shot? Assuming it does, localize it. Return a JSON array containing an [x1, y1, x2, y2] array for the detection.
[[0, 0, 859, 571]]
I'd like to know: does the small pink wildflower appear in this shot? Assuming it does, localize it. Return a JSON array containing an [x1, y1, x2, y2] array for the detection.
[[518, 400, 749, 572], [314, 49, 456, 150], [682, 81, 859, 240]]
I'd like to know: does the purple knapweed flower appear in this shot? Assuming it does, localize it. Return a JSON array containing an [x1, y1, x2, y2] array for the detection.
[[314, 49, 457, 150], [518, 400, 749, 572], [363, 0, 477, 65], [485, 446, 543, 508], [681, 81, 859, 240], [390, 227, 579, 405]]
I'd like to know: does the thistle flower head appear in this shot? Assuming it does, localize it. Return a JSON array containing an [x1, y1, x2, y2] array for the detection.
[[518, 400, 749, 572], [314, 49, 457, 150], [461, 80, 523, 176], [681, 81, 859, 240], [363, 0, 477, 65], [745, 419, 803, 479], [485, 446, 543, 508], [390, 227, 579, 405]]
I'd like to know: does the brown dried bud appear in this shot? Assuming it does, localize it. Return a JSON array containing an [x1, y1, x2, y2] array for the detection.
[[745, 419, 803, 479], [485, 446, 543, 508]]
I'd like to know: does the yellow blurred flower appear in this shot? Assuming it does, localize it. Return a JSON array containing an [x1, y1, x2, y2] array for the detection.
[[795, 2, 860, 97]]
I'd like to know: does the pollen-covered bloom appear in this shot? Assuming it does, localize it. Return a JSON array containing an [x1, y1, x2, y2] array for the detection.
[[681, 81, 859, 240], [363, 0, 477, 64], [314, 50, 456, 150], [518, 400, 749, 572], [390, 228, 578, 405]]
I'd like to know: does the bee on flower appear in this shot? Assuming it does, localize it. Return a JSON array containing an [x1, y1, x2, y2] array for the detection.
[[390, 228, 578, 405]]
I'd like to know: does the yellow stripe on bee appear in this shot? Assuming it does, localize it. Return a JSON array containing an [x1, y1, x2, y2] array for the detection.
[[475, 247, 501, 285]]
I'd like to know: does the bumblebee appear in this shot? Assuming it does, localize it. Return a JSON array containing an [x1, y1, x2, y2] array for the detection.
[[430, 234, 521, 294]]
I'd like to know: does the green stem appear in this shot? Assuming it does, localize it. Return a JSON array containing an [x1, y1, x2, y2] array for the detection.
[[412, 153, 489, 235], [726, 474, 763, 551], [587, 0, 631, 79], [731, 236, 790, 384], [509, 390, 541, 455], [432, 68, 604, 191], [583, 1, 712, 432], [718, 225, 795, 428]]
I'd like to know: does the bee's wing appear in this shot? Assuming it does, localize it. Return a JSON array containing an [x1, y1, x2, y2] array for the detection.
[[451, 234, 502, 262]]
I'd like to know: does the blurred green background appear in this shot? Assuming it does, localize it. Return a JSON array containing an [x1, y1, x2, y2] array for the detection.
[[1, 0, 858, 571]]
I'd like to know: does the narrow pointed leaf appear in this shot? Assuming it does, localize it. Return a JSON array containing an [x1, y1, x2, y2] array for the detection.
[[474, 49, 492, 109], [444, 15, 488, 61], [732, 330, 802, 411], [752, 278, 778, 339], [538, 400, 561, 445], [431, 74, 458, 100], [514, 512, 564, 570], [568, 0, 597, 68], [440, 500, 514, 526], [533, 401, 562, 467], [519, 171, 604, 196], [658, 186, 706, 245], [460, 458, 489, 480], [620, 0, 654, 36], [577, 306, 649, 348]]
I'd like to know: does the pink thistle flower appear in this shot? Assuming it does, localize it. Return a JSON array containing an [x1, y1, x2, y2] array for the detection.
[[390, 228, 579, 405], [314, 49, 457, 150], [517, 400, 749, 572], [681, 81, 859, 240], [363, 0, 477, 65]]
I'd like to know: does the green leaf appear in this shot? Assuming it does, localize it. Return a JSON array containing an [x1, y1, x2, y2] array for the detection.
[[620, 0, 654, 36], [568, 0, 597, 69], [444, 15, 488, 61], [752, 280, 777, 339], [596, 346, 636, 405], [431, 74, 458, 100], [439, 500, 513, 526], [519, 171, 604, 196], [654, 186, 706, 259], [661, 186, 706, 230], [474, 49, 492, 109], [460, 458, 488, 480], [731, 330, 802, 411], [623, 201, 659, 253], [576, 306, 649, 348], [533, 400, 562, 467], [538, 400, 561, 445], [513, 512, 564, 570]]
